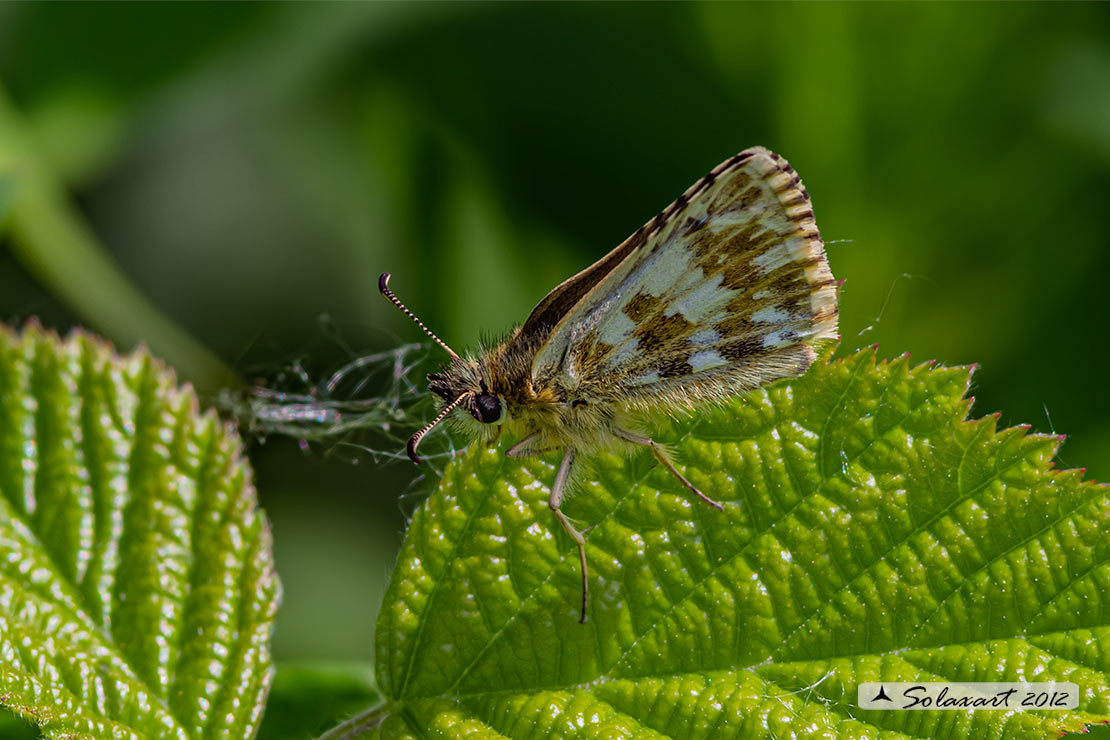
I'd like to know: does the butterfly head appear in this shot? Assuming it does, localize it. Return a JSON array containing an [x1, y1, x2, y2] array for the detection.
[[379, 272, 508, 464], [400, 358, 505, 463], [468, 389, 504, 425], [428, 361, 506, 426]]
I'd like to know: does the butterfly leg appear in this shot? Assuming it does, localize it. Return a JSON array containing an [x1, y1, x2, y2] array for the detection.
[[550, 447, 590, 624], [614, 428, 724, 510], [506, 432, 559, 458]]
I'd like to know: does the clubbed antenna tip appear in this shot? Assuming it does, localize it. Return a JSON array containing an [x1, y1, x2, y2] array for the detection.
[[406, 392, 468, 464], [379, 273, 460, 360]]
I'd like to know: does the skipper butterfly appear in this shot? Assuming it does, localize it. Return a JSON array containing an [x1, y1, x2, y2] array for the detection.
[[381, 147, 838, 622]]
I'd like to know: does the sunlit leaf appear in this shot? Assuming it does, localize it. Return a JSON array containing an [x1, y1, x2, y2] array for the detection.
[[0, 324, 279, 739], [370, 347, 1110, 739]]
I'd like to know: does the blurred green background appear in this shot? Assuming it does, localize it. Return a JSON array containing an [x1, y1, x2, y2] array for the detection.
[[1, 1, 1107, 676]]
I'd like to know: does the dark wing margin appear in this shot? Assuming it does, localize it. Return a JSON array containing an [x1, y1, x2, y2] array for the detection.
[[516, 149, 761, 342], [516, 231, 645, 340], [525, 146, 838, 406]]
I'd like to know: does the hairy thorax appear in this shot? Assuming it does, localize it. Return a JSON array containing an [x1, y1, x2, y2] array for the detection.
[[429, 339, 634, 456]]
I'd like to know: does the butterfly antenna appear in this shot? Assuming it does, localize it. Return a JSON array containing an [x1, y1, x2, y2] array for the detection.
[[379, 273, 460, 359], [407, 393, 467, 464]]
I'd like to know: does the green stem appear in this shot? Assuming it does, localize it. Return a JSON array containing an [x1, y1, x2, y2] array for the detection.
[[313, 702, 389, 740], [0, 84, 236, 392]]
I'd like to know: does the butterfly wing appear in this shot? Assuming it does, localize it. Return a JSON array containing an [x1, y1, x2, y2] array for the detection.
[[525, 147, 838, 409]]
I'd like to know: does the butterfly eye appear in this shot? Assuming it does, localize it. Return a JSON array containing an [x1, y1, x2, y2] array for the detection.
[[469, 393, 504, 425]]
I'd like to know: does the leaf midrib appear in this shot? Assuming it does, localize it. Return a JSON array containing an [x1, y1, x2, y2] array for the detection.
[[434, 369, 908, 696], [390, 621, 1106, 703], [438, 419, 711, 696], [599, 366, 942, 679], [772, 426, 1064, 658], [417, 376, 1076, 702], [434, 367, 895, 696], [395, 460, 502, 700]]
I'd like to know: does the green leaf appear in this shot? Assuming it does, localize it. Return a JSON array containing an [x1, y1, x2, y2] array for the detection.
[[1064, 721, 1110, 739], [0, 324, 279, 739], [0, 85, 235, 390], [0, 707, 38, 739], [371, 347, 1110, 739]]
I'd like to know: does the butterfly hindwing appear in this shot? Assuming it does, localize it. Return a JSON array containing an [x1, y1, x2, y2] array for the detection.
[[385, 146, 840, 623], [529, 147, 837, 406]]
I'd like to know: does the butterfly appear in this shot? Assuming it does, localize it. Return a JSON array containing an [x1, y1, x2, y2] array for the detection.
[[380, 146, 838, 623]]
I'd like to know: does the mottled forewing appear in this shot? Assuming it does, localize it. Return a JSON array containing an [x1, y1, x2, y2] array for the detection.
[[517, 227, 647, 340], [531, 147, 838, 405]]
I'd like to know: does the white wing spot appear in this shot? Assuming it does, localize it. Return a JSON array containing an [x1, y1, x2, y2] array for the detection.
[[635, 245, 694, 296], [689, 327, 720, 346], [706, 209, 758, 233], [751, 243, 792, 273], [689, 349, 725, 371], [597, 309, 636, 345], [762, 329, 793, 348], [751, 236, 810, 275], [751, 306, 792, 324], [630, 370, 661, 385], [666, 272, 730, 323]]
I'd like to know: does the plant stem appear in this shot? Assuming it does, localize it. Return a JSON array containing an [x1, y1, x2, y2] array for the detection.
[[313, 702, 389, 740]]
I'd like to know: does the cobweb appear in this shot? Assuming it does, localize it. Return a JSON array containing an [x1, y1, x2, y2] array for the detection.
[[218, 342, 464, 479]]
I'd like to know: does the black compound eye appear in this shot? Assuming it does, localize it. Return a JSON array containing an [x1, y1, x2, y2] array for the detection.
[[469, 393, 503, 424]]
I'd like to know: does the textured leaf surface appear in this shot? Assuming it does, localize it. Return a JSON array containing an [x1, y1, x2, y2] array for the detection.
[[0, 325, 279, 739], [373, 348, 1110, 739]]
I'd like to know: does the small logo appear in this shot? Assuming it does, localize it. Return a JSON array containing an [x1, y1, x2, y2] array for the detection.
[[859, 682, 1079, 710]]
